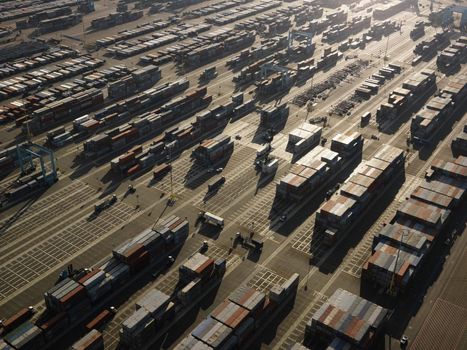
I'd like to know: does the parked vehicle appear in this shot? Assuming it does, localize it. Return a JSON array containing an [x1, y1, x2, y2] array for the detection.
[[199, 211, 224, 228]]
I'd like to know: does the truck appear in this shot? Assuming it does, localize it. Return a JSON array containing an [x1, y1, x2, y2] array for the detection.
[[200, 66, 217, 81], [360, 111, 371, 126], [256, 143, 272, 158], [199, 211, 224, 228], [153, 163, 171, 178], [208, 176, 225, 192]]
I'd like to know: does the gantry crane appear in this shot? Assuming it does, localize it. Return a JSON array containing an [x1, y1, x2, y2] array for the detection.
[[288, 30, 314, 50], [16, 143, 58, 184], [260, 63, 292, 88]]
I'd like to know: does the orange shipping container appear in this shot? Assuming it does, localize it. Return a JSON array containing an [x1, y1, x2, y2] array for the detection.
[[60, 285, 86, 306], [37, 312, 67, 332], [127, 164, 141, 175], [1, 308, 33, 333], [78, 269, 101, 284], [85, 310, 112, 331], [123, 243, 146, 261], [123, 127, 139, 139], [119, 152, 135, 165], [111, 132, 126, 142], [130, 145, 143, 155]]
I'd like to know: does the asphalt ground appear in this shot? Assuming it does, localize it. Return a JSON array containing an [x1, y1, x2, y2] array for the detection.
[[0, 0, 465, 349]]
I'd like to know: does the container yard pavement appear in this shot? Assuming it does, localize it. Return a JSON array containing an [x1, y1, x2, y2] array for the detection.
[[0, 0, 466, 349]]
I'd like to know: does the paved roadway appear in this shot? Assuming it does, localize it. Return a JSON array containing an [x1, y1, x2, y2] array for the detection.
[[0, 0, 465, 349]]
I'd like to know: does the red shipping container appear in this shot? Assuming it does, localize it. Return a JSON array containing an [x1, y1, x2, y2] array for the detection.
[[196, 86, 207, 96], [1, 308, 34, 333], [127, 164, 141, 175], [111, 133, 126, 143], [153, 163, 171, 177], [118, 152, 135, 165], [130, 145, 143, 155], [85, 310, 112, 331], [123, 243, 146, 262], [37, 312, 67, 332], [129, 250, 150, 273], [78, 269, 101, 285], [123, 127, 139, 139], [202, 95, 213, 104], [60, 285, 86, 307]]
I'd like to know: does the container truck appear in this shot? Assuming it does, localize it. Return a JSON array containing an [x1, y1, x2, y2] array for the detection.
[[199, 211, 224, 228]]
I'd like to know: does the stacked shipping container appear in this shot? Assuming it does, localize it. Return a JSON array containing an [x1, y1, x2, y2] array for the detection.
[[315, 145, 405, 244], [411, 73, 467, 144], [362, 156, 466, 293], [305, 288, 388, 349], [174, 273, 299, 350]]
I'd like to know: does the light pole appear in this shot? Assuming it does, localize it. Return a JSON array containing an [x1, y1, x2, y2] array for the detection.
[[388, 228, 409, 296], [166, 144, 176, 206], [383, 33, 390, 62]]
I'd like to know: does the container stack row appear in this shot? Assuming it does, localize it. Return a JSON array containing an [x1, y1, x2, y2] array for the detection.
[[322, 15, 371, 44], [0, 56, 104, 101], [82, 78, 190, 157], [451, 123, 467, 156], [108, 65, 161, 99], [37, 13, 82, 33], [277, 145, 342, 201], [119, 289, 173, 348], [192, 135, 234, 165], [22, 88, 104, 135], [173, 273, 299, 350], [1, 63, 132, 127], [229, 36, 288, 69], [372, 0, 410, 20], [287, 123, 322, 155], [376, 69, 436, 122], [120, 253, 227, 349], [92, 88, 211, 173], [362, 155, 466, 293], [436, 36, 467, 71], [234, 6, 303, 33], [0, 216, 189, 349], [305, 288, 388, 349], [411, 73, 467, 144], [413, 31, 450, 60], [179, 30, 255, 67], [0, 45, 78, 78], [184, 0, 249, 19], [95, 20, 172, 48], [315, 144, 405, 245], [355, 63, 401, 100], [301, 9, 348, 35], [90, 88, 244, 175], [16, 6, 73, 29], [205, 0, 281, 26], [260, 103, 289, 127], [0, 0, 78, 22], [107, 22, 212, 59], [90, 10, 143, 30]]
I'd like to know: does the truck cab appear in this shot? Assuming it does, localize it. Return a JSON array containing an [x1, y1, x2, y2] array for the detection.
[[200, 66, 217, 81]]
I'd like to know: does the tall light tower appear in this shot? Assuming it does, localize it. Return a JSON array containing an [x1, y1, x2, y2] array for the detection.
[[388, 229, 409, 296], [166, 143, 177, 206]]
